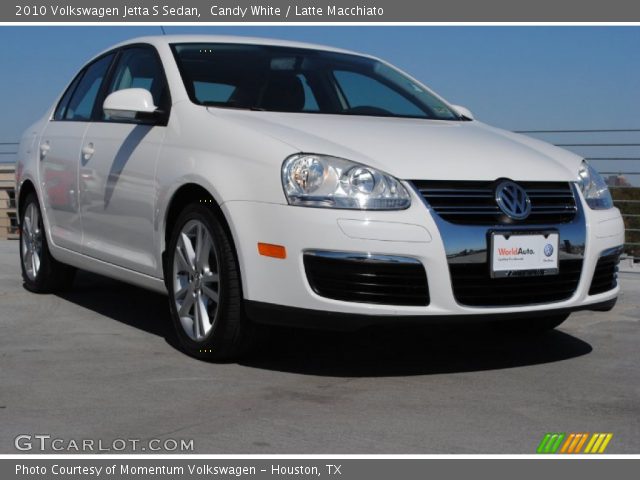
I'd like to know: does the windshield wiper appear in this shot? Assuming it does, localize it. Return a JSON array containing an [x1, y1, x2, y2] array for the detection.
[[202, 102, 265, 111]]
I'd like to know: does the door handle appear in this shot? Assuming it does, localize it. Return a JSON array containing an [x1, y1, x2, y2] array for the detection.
[[81, 143, 95, 161], [39, 141, 50, 160]]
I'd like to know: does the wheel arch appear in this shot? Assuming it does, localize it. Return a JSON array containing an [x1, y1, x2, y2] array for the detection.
[[17, 178, 37, 219], [161, 183, 241, 288]]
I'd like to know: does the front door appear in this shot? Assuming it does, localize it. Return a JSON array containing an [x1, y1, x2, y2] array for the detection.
[[79, 46, 170, 276]]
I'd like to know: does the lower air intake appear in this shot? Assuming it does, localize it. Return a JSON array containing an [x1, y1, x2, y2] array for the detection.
[[449, 259, 583, 307], [303, 252, 429, 306], [589, 247, 623, 295]]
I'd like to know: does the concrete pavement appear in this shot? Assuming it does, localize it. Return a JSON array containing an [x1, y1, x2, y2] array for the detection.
[[0, 240, 638, 453]]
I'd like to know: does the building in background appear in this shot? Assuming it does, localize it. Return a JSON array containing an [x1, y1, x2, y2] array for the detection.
[[0, 164, 17, 239], [606, 174, 632, 188]]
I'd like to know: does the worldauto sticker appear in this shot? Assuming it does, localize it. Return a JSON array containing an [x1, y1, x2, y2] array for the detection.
[[497, 247, 536, 256]]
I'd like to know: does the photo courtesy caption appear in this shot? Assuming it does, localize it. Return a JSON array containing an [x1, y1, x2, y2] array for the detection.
[[16, 464, 340, 476]]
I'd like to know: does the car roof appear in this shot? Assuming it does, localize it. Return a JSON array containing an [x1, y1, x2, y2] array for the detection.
[[106, 35, 367, 57]]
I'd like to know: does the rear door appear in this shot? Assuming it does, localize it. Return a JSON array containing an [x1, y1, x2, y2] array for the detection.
[[79, 46, 170, 276], [39, 53, 115, 251]]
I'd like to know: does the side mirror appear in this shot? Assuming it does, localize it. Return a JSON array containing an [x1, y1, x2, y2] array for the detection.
[[103, 88, 158, 120], [452, 104, 474, 120]]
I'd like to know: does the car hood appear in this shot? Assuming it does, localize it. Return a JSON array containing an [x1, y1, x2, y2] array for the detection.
[[207, 109, 582, 182]]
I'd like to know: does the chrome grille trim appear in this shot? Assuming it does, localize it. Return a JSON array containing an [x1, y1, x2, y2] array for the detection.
[[411, 180, 578, 225]]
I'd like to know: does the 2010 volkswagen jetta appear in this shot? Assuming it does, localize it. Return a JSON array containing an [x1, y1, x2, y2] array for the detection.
[[15, 35, 625, 359]]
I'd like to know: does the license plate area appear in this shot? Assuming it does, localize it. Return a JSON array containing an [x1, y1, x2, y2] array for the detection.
[[490, 230, 559, 278]]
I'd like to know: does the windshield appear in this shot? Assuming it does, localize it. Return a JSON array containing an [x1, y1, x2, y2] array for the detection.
[[171, 43, 462, 121]]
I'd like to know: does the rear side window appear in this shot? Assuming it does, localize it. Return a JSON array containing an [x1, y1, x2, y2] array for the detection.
[[64, 53, 114, 121], [103, 47, 169, 120]]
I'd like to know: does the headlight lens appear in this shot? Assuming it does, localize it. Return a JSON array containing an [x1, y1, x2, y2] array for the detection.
[[282, 154, 411, 210], [577, 160, 613, 210]]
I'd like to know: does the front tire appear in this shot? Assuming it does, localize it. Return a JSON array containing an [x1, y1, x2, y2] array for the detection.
[[166, 203, 255, 360], [19, 193, 75, 293]]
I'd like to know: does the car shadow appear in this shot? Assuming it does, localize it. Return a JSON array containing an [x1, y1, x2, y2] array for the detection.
[[104, 125, 153, 208], [56, 270, 173, 339], [242, 324, 592, 377], [56, 271, 593, 378]]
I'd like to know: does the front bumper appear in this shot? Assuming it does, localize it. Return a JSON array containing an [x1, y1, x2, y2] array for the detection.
[[222, 185, 624, 324], [244, 297, 617, 330]]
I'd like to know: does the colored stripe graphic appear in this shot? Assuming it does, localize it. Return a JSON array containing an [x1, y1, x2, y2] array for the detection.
[[561, 433, 584, 453], [574, 433, 589, 453], [568, 433, 582, 453], [598, 434, 613, 453], [549, 433, 565, 453], [537, 433, 565, 453], [560, 433, 575, 453], [584, 434, 598, 453], [539, 433, 613, 454], [585, 433, 613, 454], [537, 434, 552, 453]]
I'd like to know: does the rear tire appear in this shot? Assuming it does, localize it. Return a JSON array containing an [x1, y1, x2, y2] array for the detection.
[[19, 193, 76, 293], [166, 202, 255, 360]]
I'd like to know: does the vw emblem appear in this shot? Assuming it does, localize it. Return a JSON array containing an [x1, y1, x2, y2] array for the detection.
[[544, 244, 554, 257], [495, 180, 531, 220]]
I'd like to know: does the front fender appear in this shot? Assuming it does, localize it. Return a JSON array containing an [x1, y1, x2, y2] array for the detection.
[[15, 126, 42, 216]]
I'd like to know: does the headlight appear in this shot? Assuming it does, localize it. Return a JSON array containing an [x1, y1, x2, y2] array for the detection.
[[282, 154, 411, 210], [577, 160, 613, 210]]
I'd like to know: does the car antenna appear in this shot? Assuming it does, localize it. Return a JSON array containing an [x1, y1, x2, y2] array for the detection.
[[160, 26, 167, 35]]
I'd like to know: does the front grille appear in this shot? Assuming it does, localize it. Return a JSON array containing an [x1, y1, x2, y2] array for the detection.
[[449, 259, 583, 307], [589, 248, 622, 295], [412, 180, 577, 225], [303, 253, 429, 306]]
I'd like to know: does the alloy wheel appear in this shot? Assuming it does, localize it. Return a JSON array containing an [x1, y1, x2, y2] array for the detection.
[[21, 202, 43, 282], [172, 219, 221, 341]]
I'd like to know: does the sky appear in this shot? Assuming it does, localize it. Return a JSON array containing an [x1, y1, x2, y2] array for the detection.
[[0, 26, 638, 181]]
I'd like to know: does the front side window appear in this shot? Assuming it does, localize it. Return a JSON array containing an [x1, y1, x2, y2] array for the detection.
[[103, 47, 169, 120], [64, 53, 114, 121], [53, 73, 83, 121], [171, 43, 460, 120]]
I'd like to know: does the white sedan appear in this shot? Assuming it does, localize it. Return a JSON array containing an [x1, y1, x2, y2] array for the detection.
[[16, 35, 625, 359]]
